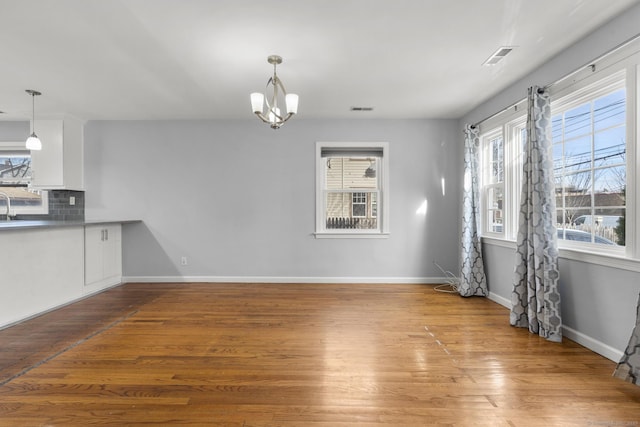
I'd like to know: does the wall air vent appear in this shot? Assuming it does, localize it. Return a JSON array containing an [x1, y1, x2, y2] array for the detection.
[[482, 46, 516, 66], [350, 107, 374, 111]]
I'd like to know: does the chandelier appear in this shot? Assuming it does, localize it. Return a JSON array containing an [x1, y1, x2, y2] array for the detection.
[[250, 55, 298, 129]]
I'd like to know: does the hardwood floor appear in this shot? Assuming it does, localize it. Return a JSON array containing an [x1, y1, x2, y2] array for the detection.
[[0, 283, 638, 426]]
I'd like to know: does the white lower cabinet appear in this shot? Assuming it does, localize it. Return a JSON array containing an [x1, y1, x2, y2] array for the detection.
[[85, 224, 122, 289], [0, 227, 85, 328]]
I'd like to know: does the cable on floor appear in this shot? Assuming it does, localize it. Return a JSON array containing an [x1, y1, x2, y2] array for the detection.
[[433, 261, 459, 293]]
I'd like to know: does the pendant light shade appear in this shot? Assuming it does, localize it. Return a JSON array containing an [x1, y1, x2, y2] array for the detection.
[[25, 89, 42, 151], [26, 134, 42, 150]]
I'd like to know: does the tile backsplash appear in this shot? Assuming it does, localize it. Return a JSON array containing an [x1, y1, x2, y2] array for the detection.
[[47, 190, 85, 220]]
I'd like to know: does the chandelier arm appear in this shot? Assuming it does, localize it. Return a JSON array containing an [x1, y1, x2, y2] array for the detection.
[[254, 111, 274, 124], [274, 76, 288, 96], [263, 77, 276, 114], [254, 111, 293, 128], [262, 76, 292, 124]]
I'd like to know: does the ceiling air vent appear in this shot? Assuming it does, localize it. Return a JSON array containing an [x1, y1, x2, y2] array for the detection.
[[350, 107, 374, 111], [482, 46, 516, 66]]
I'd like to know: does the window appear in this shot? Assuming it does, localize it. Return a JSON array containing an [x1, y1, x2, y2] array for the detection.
[[552, 74, 626, 247], [0, 144, 48, 216], [480, 115, 527, 240], [316, 142, 389, 237], [352, 192, 367, 217], [481, 130, 505, 235], [478, 43, 638, 259]]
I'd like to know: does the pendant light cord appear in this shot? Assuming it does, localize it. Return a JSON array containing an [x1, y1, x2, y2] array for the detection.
[[31, 93, 36, 134], [25, 89, 41, 135]]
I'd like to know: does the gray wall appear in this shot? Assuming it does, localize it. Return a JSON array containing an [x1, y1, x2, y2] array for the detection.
[[84, 118, 461, 281], [461, 3, 640, 359], [0, 121, 29, 141]]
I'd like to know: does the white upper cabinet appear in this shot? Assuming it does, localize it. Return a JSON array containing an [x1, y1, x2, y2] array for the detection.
[[30, 117, 84, 190]]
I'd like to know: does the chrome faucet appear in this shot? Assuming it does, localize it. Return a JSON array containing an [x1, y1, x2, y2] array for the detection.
[[0, 191, 12, 221]]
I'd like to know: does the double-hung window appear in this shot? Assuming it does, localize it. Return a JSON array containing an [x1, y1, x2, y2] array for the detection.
[[0, 143, 48, 216], [315, 142, 389, 237], [552, 72, 626, 248], [480, 111, 526, 240], [482, 129, 505, 236]]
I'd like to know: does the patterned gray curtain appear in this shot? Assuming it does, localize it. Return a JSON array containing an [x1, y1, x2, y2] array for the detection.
[[613, 292, 640, 385], [511, 87, 562, 342], [459, 124, 488, 297]]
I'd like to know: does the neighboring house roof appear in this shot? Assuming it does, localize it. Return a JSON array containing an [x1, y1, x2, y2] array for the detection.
[[559, 192, 625, 207]]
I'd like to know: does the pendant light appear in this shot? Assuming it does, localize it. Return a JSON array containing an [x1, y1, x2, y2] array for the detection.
[[25, 89, 42, 151]]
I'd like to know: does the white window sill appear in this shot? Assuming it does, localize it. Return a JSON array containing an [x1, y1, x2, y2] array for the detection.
[[481, 236, 640, 273], [314, 232, 390, 239]]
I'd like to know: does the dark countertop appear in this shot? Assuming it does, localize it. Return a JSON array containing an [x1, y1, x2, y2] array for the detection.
[[0, 219, 141, 231]]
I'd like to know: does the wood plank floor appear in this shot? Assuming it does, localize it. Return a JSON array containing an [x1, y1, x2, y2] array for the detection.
[[0, 283, 639, 426]]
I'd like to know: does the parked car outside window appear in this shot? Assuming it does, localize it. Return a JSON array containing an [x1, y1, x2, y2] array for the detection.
[[557, 228, 616, 245]]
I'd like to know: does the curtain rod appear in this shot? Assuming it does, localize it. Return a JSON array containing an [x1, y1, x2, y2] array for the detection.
[[469, 88, 544, 130], [470, 88, 546, 130], [470, 32, 640, 130]]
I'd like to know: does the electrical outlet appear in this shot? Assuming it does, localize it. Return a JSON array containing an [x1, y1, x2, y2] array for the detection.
[[69, 196, 75, 206], [181, 256, 188, 266]]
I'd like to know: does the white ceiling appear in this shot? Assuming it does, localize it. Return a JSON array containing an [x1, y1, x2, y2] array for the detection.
[[1, 0, 638, 121]]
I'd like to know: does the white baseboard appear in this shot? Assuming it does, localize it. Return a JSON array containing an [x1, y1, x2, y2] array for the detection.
[[562, 325, 623, 362], [488, 292, 511, 308], [488, 291, 623, 362], [121, 275, 448, 284]]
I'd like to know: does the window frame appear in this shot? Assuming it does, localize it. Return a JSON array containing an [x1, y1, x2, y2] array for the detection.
[[551, 71, 627, 254], [480, 128, 506, 238], [0, 142, 49, 216], [315, 141, 389, 238], [505, 117, 527, 241], [480, 107, 527, 240]]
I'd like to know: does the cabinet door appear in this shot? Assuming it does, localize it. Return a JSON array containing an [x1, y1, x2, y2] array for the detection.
[[102, 225, 122, 282], [29, 118, 84, 190], [30, 120, 64, 188], [84, 226, 104, 286]]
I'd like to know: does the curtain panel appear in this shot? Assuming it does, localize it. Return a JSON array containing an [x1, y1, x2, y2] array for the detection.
[[614, 292, 640, 386], [511, 87, 562, 342], [459, 124, 488, 297]]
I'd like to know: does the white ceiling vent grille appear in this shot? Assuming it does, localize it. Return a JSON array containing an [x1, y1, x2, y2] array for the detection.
[[482, 46, 516, 66]]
